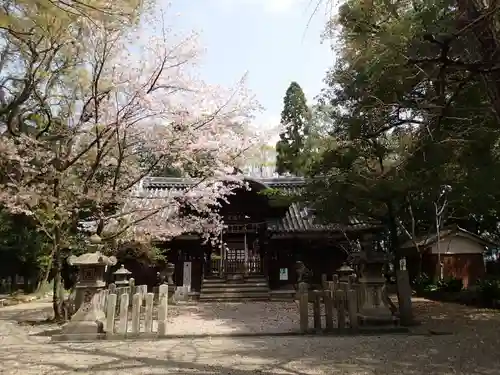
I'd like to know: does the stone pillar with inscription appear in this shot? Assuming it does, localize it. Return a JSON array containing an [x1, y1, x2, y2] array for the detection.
[[56, 234, 117, 340]]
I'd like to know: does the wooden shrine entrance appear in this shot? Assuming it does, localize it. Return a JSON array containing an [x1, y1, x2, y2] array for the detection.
[[204, 177, 284, 280], [209, 225, 263, 279], [225, 238, 247, 274]]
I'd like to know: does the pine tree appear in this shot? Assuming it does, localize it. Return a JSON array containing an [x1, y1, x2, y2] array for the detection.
[[275, 82, 311, 176]]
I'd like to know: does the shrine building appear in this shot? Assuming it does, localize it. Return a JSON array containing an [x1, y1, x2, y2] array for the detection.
[[138, 175, 381, 300]]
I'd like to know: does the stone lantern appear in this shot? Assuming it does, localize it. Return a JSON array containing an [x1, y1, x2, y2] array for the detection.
[[58, 234, 117, 339], [352, 250, 396, 325], [113, 264, 132, 287], [336, 262, 356, 283]]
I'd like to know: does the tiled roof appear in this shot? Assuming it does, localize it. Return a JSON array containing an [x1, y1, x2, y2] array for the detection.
[[140, 176, 378, 234], [400, 225, 498, 249], [141, 176, 306, 190], [267, 202, 378, 234]]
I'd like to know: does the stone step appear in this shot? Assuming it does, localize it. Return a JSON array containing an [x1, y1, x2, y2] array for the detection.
[[202, 283, 268, 288], [202, 282, 269, 288], [203, 276, 267, 283], [201, 275, 270, 302], [199, 297, 271, 302], [199, 291, 270, 301], [201, 286, 270, 293]]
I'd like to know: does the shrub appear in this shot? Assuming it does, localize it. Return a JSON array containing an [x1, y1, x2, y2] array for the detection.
[[476, 278, 500, 306], [437, 277, 464, 293], [412, 273, 436, 294]]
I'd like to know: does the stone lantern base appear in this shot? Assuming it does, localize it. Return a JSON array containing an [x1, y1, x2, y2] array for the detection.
[[352, 251, 399, 327], [358, 282, 399, 326], [54, 293, 107, 341]]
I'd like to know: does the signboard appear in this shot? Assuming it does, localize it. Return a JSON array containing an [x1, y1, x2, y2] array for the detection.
[[183, 261, 192, 292], [279, 268, 288, 281]]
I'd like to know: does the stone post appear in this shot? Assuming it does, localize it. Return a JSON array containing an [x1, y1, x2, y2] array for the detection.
[[129, 277, 136, 295], [321, 274, 327, 289], [324, 281, 335, 331], [54, 234, 117, 340], [336, 290, 346, 329], [298, 282, 309, 333], [312, 291, 321, 333]]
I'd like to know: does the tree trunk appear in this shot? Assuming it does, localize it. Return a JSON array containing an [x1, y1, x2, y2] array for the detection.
[[387, 202, 415, 326], [51, 230, 64, 321], [9, 274, 15, 293], [35, 255, 53, 294]]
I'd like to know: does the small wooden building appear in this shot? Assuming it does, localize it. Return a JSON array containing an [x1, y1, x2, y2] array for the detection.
[[401, 226, 495, 288], [141, 176, 381, 292]]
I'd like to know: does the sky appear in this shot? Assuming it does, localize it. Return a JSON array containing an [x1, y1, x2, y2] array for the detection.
[[164, 0, 336, 136]]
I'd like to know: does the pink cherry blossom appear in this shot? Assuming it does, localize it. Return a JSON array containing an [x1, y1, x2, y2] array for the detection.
[[0, 2, 263, 245]]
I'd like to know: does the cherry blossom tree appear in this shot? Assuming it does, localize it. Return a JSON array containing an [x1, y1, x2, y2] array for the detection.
[[0, 2, 260, 318]]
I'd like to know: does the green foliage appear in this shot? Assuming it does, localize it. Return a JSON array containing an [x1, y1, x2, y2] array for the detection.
[[115, 241, 165, 265], [304, 0, 500, 250], [436, 277, 464, 293], [257, 188, 298, 206], [412, 273, 436, 294], [276, 82, 311, 176], [476, 278, 500, 306], [413, 274, 463, 294], [0, 209, 51, 281]]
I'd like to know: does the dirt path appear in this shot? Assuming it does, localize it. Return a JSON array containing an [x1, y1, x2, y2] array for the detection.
[[0, 298, 499, 374], [411, 297, 500, 335]]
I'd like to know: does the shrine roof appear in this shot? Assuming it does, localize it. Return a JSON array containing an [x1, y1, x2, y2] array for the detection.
[[139, 176, 379, 235], [141, 176, 306, 191], [267, 202, 379, 234]]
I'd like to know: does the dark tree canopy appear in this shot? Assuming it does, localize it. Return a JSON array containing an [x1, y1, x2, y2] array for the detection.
[[276, 82, 311, 176]]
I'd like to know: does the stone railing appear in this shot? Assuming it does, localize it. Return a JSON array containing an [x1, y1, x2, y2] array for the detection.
[[98, 283, 170, 338], [296, 274, 399, 333], [54, 280, 175, 341], [56, 283, 171, 341], [297, 280, 359, 333]]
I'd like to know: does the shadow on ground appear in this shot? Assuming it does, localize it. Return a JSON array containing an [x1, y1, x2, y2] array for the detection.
[[0, 299, 500, 374], [0, 301, 54, 323], [1, 332, 500, 374], [2, 297, 500, 337], [165, 301, 302, 335], [410, 297, 500, 333]]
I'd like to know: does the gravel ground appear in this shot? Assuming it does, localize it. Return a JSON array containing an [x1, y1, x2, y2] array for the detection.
[[127, 301, 333, 335], [0, 299, 499, 374]]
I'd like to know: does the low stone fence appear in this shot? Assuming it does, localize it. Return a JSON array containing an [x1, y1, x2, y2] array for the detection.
[[297, 280, 359, 333], [96, 283, 170, 338], [297, 274, 399, 333], [53, 281, 175, 341]]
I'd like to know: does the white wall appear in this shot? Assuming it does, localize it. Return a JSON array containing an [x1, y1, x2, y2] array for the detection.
[[429, 235, 485, 255]]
